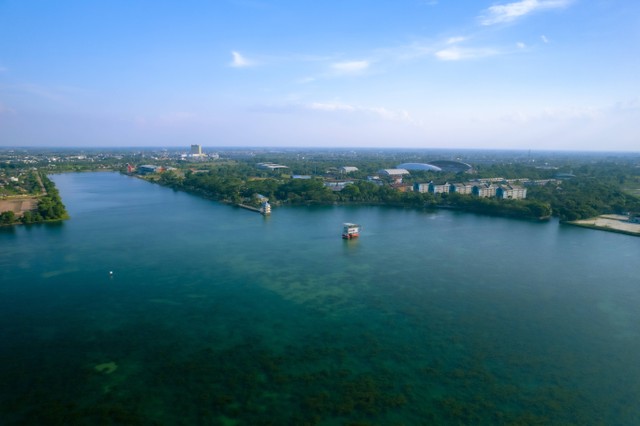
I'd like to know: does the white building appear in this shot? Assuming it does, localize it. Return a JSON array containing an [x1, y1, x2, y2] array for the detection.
[[339, 166, 359, 173], [496, 184, 527, 200], [379, 169, 410, 177], [449, 183, 474, 195]]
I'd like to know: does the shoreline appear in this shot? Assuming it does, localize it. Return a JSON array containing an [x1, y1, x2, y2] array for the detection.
[[567, 214, 640, 237]]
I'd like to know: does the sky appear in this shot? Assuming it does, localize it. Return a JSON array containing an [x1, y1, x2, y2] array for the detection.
[[0, 0, 638, 151]]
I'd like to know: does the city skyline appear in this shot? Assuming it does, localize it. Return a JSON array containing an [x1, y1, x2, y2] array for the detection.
[[0, 0, 638, 151]]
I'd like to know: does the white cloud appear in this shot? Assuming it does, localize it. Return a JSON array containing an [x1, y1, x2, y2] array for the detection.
[[331, 60, 370, 74], [613, 98, 640, 113], [541, 35, 550, 43], [480, 0, 572, 26], [230, 51, 254, 68], [501, 106, 601, 124], [517, 42, 526, 49], [435, 47, 498, 61], [446, 36, 466, 45], [296, 76, 316, 84], [309, 102, 356, 112], [307, 102, 413, 122]]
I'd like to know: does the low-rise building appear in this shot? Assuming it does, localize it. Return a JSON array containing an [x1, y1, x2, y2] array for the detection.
[[324, 180, 354, 191], [138, 165, 159, 175], [449, 182, 474, 195], [472, 183, 497, 198], [414, 183, 429, 193], [496, 184, 527, 200], [257, 162, 289, 171], [379, 168, 410, 177], [428, 181, 450, 194], [339, 166, 359, 173]]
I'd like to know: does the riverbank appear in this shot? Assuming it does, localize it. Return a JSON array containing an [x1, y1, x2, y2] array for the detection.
[[568, 214, 640, 237]]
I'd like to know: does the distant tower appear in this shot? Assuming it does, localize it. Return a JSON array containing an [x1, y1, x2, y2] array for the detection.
[[190, 144, 202, 155]]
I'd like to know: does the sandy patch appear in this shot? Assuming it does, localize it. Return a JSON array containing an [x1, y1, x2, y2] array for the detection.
[[571, 215, 640, 235], [0, 198, 38, 217]]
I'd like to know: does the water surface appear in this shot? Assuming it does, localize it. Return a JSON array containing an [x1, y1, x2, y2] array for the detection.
[[1, 172, 638, 425]]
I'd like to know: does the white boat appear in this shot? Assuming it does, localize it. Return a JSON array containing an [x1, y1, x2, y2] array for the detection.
[[342, 223, 360, 239]]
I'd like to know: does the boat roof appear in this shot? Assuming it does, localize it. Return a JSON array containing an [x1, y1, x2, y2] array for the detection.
[[343, 222, 359, 227]]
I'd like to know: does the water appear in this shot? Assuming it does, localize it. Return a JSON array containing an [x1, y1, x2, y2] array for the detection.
[[1, 172, 639, 425]]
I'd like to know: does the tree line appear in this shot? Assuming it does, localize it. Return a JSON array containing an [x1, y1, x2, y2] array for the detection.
[[155, 168, 553, 220], [0, 173, 69, 225]]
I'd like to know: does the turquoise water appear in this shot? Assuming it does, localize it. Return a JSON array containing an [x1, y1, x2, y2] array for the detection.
[[1, 172, 639, 425]]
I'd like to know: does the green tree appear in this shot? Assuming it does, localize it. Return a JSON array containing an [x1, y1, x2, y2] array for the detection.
[[0, 210, 16, 225]]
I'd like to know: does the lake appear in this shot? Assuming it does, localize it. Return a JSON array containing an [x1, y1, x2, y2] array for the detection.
[[1, 172, 639, 425]]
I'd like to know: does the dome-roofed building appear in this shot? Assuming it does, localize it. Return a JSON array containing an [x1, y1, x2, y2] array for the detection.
[[396, 163, 442, 172], [427, 160, 473, 173]]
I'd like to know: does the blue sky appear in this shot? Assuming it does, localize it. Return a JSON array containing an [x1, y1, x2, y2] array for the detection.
[[0, 0, 638, 150]]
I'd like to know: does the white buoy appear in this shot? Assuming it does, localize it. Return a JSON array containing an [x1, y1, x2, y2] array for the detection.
[[109, 271, 113, 276]]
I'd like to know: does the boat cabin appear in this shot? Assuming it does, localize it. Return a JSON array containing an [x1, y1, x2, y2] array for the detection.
[[342, 223, 360, 239]]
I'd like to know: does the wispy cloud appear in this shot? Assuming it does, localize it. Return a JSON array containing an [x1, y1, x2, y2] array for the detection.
[[330, 60, 370, 75], [0, 66, 8, 73], [541, 35, 550, 43], [446, 36, 466, 45], [479, 0, 572, 26], [435, 47, 498, 61], [230, 51, 254, 68], [307, 101, 413, 123], [309, 102, 356, 112], [501, 106, 601, 124], [0, 83, 72, 103]]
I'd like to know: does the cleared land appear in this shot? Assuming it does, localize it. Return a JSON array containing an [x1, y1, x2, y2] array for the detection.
[[570, 214, 640, 236], [0, 198, 38, 217]]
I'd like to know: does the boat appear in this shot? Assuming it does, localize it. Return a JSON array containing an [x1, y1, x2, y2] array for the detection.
[[260, 201, 271, 215], [342, 223, 360, 239]]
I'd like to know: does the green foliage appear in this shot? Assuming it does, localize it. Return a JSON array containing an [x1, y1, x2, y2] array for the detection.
[[146, 153, 640, 222], [0, 210, 16, 225], [527, 178, 640, 221], [440, 193, 551, 219], [29, 174, 68, 223], [0, 173, 68, 226]]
